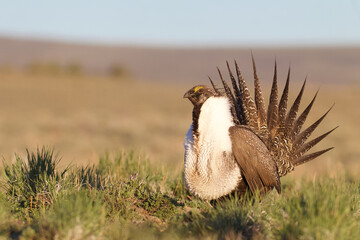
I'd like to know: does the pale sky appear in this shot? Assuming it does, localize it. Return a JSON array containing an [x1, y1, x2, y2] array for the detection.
[[0, 0, 360, 46]]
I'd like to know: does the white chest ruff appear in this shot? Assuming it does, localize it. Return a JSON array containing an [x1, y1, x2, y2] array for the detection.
[[184, 97, 241, 200]]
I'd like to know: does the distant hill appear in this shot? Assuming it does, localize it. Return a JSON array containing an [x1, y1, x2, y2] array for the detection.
[[0, 36, 359, 85]]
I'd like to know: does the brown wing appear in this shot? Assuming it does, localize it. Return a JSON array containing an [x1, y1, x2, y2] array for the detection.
[[229, 126, 281, 194]]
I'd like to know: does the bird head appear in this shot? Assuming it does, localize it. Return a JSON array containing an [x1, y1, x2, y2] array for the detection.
[[183, 85, 216, 107]]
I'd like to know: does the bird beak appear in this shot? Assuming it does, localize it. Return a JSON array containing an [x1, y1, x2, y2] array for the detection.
[[183, 91, 191, 99]]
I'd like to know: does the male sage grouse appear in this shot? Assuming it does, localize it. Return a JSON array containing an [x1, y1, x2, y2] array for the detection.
[[183, 57, 336, 200]]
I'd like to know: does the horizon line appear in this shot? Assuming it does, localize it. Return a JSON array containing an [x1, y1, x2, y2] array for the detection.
[[1, 33, 360, 50]]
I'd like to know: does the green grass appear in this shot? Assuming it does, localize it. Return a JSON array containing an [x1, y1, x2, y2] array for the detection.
[[0, 147, 359, 239]]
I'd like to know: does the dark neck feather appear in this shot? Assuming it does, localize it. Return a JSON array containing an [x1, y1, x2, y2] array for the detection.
[[192, 105, 201, 138]]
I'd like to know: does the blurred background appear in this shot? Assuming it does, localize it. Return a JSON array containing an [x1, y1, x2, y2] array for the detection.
[[0, 1, 359, 176]]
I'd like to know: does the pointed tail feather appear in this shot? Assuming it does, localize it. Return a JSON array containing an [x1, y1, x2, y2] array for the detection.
[[292, 105, 334, 151], [267, 61, 279, 138], [277, 67, 290, 133], [291, 126, 338, 160], [293, 147, 334, 167], [217, 67, 241, 125], [284, 79, 306, 136], [226, 61, 246, 124], [234, 60, 258, 129], [252, 54, 267, 128], [290, 90, 319, 141], [209, 76, 221, 94], [217, 67, 233, 98], [226, 61, 241, 99]]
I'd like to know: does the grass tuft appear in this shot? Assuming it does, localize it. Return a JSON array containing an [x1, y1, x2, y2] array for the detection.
[[3, 147, 70, 218]]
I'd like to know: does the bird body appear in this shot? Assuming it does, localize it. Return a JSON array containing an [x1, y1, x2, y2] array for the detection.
[[184, 96, 241, 200], [183, 59, 336, 200]]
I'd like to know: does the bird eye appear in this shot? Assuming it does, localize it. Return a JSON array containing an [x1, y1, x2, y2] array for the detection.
[[194, 86, 203, 93]]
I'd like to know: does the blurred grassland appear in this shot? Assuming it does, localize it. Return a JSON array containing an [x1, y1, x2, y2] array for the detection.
[[0, 70, 359, 178]]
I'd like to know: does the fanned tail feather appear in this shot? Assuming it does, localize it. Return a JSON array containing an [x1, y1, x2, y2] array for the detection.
[[217, 67, 241, 125], [210, 57, 336, 177], [234, 60, 258, 129], [284, 79, 306, 136], [290, 90, 318, 141], [226, 61, 246, 124], [291, 126, 338, 160], [252, 54, 267, 131], [277, 67, 290, 134], [293, 147, 334, 166], [267, 61, 279, 139], [209, 76, 221, 95], [292, 105, 334, 151]]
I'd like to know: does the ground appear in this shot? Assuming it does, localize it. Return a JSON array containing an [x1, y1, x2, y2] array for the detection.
[[0, 71, 359, 239]]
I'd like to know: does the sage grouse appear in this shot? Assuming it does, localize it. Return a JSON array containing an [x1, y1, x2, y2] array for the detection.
[[183, 58, 336, 200]]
